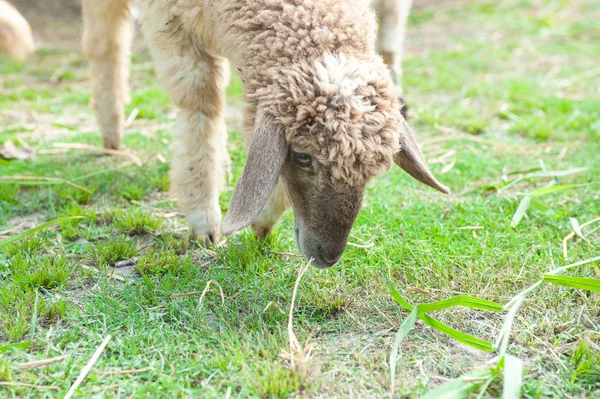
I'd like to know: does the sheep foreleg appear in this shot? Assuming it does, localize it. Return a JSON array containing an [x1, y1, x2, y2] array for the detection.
[[251, 180, 291, 238], [82, 0, 133, 150]]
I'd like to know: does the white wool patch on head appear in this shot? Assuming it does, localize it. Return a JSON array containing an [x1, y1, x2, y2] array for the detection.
[[314, 53, 376, 112]]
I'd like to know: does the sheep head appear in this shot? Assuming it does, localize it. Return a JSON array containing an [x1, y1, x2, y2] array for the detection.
[[223, 53, 449, 267]]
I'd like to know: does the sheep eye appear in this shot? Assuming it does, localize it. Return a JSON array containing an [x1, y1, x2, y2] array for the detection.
[[292, 151, 312, 168]]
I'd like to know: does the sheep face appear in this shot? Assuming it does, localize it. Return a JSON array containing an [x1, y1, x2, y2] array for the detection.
[[280, 148, 365, 267], [222, 53, 449, 267]]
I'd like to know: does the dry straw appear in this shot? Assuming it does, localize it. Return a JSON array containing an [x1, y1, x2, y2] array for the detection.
[[64, 335, 112, 399], [280, 260, 314, 371]]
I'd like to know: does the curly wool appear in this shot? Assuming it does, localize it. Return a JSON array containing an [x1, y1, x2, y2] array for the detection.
[[255, 53, 402, 185], [162, 0, 403, 184]]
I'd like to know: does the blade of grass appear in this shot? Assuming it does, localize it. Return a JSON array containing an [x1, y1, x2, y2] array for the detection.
[[418, 367, 494, 399], [71, 160, 135, 182], [390, 306, 419, 394], [389, 281, 414, 310], [417, 296, 503, 314], [547, 256, 600, 276], [563, 217, 600, 258], [388, 282, 495, 351], [530, 199, 552, 212], [474, 376, 495, 399], [569, 218, 585, 240], [503, 280, 543, 311], [543, 275, 600, 292], [0, 175, 92, 193], [0, 341, 31, 353], [0, 216, 83, 249], [29, 290, 40, 341], [511, 195, 530, 227], [504, 167, 543, 177], [526, 183, 594, 197], [64, 335, 112, 399], [500, 167, 587, 191], [496, 297, 525, 356], [420, 315, 495, 351]]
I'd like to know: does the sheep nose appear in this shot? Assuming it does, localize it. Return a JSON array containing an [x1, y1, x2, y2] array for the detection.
[[315, 245, 342, 268]]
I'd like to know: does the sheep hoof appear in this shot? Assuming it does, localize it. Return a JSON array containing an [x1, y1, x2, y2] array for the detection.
[[250, 222, 272, 238], [187, 206, 222, 246], [102, 136, 122, 150], [191, 228, 221, 246]]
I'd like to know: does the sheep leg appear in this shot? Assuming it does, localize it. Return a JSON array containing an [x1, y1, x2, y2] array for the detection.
[[173, 108, 225, 245], [251, 180, 291, 238], [82, 0, 133, 150], [138, 15, 228, 245], [375, 0, 412, 117]]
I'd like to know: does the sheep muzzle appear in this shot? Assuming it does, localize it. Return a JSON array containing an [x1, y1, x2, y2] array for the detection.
[[281, 156, 365, 268]]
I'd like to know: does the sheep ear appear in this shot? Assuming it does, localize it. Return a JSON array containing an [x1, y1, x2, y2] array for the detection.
[[394, 119, 450, 194], [222, 112, 287, 236]]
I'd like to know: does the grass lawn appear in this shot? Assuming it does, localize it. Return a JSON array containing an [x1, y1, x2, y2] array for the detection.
[[1, 0, 599, 397]]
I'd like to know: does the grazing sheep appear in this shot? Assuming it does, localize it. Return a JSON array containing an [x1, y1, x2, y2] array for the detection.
[[83, 0, 448, 267], [0, 1, 35, 62]]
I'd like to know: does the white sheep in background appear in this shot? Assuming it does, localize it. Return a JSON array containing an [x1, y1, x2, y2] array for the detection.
[[0, 0, 35, 62], [82, 0, 444, 267]]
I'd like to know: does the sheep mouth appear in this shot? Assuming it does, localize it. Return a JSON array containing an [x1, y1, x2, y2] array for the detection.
[[294, 225, 344, 268]]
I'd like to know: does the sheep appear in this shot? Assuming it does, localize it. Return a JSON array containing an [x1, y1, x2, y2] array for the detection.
[[0, 1, 35, 62], [83, 0, 448, 267]]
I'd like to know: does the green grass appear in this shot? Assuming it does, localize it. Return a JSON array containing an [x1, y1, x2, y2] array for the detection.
[[0, 0, 599, 397]]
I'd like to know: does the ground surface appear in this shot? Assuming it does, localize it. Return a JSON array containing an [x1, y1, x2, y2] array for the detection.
[[1, 0, 599, 397]]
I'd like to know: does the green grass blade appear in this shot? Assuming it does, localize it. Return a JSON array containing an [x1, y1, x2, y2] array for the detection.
[[417, 296, 503, 313], [502, 354, 523, 399], [503, 280, 543, 310], [569, 218, 585, 240], [547, 256, 600, 276], [419, 367, 493, 399], [389, 283, 502, 315], [526, 168, 587, 178], [388, 282, 495, 352], [530, 198, 551, 212], [390, 306, 419, 394], [420, 314, 495, 352], [388, 281, 414, 311], [527, 183, 593, 197], [29, 290, 40, 341], [0, 216, 83, 249], [501, 167, 587, 191], [475, 377, 495, 399], [0, 176, 92, 193], [505, 167, 543, 177], [0, 341, 31, 353], [496, 297, 524, 356], [0, 180, 62, 186], [543, 275, 600, 292], [511, 195, 530, 227]]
